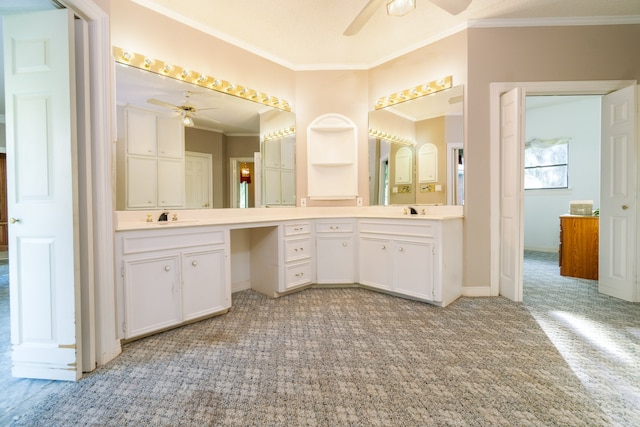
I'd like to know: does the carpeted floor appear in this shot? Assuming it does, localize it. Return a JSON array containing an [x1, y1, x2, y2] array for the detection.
[[1, 251, 639, 426]]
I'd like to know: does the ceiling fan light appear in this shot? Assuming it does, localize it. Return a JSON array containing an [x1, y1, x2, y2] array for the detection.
[[183, 114, 194, 127], [386, 0, 415, 16]]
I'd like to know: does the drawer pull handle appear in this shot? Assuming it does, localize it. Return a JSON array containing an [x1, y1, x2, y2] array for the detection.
[[622, 205, 629, 210], [164, 265, 171, 272], [295, 272, 304, 277], [192, 261, 198, 267], [330, 226, 339, 230]]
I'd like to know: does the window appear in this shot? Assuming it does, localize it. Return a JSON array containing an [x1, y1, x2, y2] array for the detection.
[[524, 138, 569, 189]]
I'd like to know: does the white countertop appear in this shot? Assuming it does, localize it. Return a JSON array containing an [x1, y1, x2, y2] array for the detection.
[[114, 205, 464, 231]]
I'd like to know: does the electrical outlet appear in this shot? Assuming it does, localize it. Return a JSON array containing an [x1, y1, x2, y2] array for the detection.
[[356, 197, 363, 206], [300, 197, 307, 207]]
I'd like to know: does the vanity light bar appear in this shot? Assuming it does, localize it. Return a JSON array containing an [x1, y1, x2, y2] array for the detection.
[[114, 46, 292, 112], [263, 126, 296, 142], [374, 75, 453, 110], [368, 128, 415, 146]]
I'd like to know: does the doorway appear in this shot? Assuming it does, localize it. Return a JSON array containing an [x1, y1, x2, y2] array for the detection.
[[229, 157, 255, 208], [490, 80, 638, 302]]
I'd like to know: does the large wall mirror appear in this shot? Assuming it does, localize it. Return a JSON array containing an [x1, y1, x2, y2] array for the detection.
[[368, 85, 464, 206], [114, 61, 295, 210]]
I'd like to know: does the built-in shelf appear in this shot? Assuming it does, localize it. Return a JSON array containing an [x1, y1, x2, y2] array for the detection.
[[307, 113, 358, 201]]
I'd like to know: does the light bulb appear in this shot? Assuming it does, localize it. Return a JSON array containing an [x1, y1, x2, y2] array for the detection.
[[183, 115, 194, 127]]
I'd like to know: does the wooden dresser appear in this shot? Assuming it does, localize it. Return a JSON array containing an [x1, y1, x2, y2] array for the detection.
[[559, 215, 599, 280]]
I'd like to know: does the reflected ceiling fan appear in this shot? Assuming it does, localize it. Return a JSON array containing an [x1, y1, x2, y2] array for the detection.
[[147, 91, 219, 127], [344, 0, 472, 36]]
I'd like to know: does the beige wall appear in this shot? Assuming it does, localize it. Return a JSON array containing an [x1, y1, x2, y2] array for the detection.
[[295, 70, 369, 207], [464, 24, 640, 288], [109, 0, 295, 106]]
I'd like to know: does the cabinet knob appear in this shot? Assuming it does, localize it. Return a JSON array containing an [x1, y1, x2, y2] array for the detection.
[[192, 260, 198, 267], [381, 245, 386, 250], [622, 205, 629, 210], [398, 247, 404, 252], [342, 242, 348, 247], [164, 265, 171, 272]]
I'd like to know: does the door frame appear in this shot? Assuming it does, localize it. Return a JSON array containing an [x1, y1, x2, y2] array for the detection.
[[229, 157, 254, 208], [56, 0, 119, 367], [489, 80, 638, 299]]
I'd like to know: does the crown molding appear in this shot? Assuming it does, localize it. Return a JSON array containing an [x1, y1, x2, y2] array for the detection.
[[469, 15, 640, 29]]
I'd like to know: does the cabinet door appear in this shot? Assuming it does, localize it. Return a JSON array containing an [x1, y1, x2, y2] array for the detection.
[[157, 116, 184, 158], [280, 137, 295, 170], [280, 169, 296, 205], [317, 235, 354, 284], [263, 139, 281, 168], [124, 255, 180, 338], [126, 108, 157, 156], [127, 155, 157, 208], [158, 158, 184, 207], [358, 236, 392, 290], [182, 248, 228, 321], [263, 168, 281, 205], [393, 239, 434, 301]]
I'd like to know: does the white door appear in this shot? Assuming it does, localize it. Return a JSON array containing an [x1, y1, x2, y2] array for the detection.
[[499, 88, 525, 302], [4, 9, 82, 380], [599, 85, 637, 302], [185, 152, 212, 208]]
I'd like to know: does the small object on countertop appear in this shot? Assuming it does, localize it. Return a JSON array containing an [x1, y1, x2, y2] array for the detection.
[[172, 213, 178, 221], [158, 212, 169, 222], [409, 207, 418, 215], [146, 213, 153, 222]]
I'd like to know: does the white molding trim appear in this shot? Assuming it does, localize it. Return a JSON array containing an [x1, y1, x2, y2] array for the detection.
[[489, 80, 636, 299], [469, 15, 640, 30], [62, 0, 121, 366], [462, 286, 491, 297]]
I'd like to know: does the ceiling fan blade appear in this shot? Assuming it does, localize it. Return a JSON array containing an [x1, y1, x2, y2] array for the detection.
[[343, 0, 385, 36], [147, 98, 180, 110], [428, 0, 472, 15]]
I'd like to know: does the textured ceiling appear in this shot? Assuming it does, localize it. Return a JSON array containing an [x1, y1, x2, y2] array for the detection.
[[132, 0, 640, 69]]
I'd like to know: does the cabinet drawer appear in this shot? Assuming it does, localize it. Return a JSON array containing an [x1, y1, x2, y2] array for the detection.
[[359, 220, 435, 237], [285, 237, 311, 262], [315, 220, 354, 233], [285, 261, 312, 289], [284, 222, 311, 236], [121, 228, 226, 254]]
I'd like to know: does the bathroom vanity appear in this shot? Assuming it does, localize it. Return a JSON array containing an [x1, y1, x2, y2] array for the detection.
[[115, 206, 463, 340]]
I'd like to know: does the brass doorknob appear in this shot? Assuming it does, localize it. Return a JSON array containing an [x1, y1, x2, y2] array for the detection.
[[9, 218, 20, 224], [622, 205, 629, 210]]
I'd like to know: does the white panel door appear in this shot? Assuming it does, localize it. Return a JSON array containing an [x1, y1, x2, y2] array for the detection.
[[158, 158, 184, 207], [4, 9, 82, 380], [185, 152, 212, 208], [499, 88, 525, 302], [600, 85, 637, 302]]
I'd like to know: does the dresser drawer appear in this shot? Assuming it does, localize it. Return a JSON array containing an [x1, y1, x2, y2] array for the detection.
[[285, 261, 312, 289], [285, 237, 312, 262], [284, 222, 311, 236]]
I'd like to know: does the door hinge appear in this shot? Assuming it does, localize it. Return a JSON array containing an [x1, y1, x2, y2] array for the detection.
[[120, 265, 125, 278]]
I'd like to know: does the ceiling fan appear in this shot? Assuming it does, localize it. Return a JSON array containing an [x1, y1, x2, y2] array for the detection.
[[344, 0, 472, 36], [147, 91, 219, 127]]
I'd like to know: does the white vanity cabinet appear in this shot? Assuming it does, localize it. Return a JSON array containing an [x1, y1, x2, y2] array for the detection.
[[315, 219, 355, 284], [116, 226, 231, 340], [358, 218, 462, 306], [124, 106, 185, 210]]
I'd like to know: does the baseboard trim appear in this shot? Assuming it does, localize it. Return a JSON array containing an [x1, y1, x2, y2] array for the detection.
[[232, 280, 251, 293], [462, 286, 492, 297]]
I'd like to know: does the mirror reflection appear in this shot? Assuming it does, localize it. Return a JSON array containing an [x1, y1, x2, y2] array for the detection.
[[368, 85, 463, 206], [114, 62, 295, 210]]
